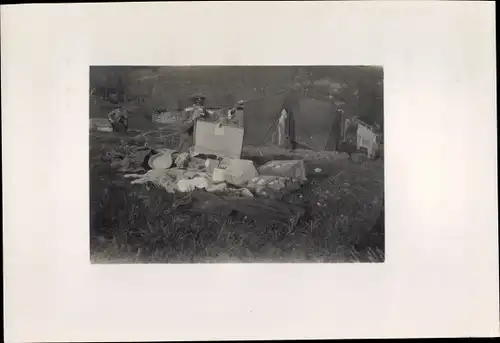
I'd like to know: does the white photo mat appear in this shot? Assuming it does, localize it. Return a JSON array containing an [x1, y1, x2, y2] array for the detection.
[[2, 2, 498, 341]]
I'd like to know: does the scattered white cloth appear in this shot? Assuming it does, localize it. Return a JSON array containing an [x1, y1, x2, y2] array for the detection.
[[343, 118, 351, 139], [221, 158, 259, 186], [278, 109, 288, 147], [174, 152, 190, 168], [124, 169, 178, 193], [177, 177, 210, 193]]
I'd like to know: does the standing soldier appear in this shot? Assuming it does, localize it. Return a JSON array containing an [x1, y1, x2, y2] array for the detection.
[[177, 94, 208, 152], [234, 100, 245, 128], [222, 100, 245, 127], [107, 107, 129, 133]]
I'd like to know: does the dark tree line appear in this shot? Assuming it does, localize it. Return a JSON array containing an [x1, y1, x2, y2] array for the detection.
[[90, 66, 383, 130]]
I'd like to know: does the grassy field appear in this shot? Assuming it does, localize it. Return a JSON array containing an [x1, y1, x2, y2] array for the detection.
[[90, 128, 384, 263]]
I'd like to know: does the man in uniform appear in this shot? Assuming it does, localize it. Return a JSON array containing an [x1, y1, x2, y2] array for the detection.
[[177, 94, 208, 152], [220, 100, 244, 127], [107, 107, 129, 133], [234, 100, 245, 128]]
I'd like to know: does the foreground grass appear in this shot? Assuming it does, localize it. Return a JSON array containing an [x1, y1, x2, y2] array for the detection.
[[90, 131, 384, 263]]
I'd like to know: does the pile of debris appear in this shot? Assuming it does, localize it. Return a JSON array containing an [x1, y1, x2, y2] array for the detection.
[[105, 145, 308, 225], [102, 114, 312, 225], [119, 148, 307, 199]]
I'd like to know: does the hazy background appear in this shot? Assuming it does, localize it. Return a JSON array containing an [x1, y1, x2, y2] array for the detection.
[[89, 66, 383, 130]]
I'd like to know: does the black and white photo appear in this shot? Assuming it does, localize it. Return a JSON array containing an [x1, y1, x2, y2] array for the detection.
[[90, 66, 384, 263]]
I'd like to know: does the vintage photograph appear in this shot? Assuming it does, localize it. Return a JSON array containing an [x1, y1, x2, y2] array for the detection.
[[90, 66, 384, 263]]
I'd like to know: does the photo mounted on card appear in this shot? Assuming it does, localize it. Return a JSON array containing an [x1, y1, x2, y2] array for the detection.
[[89, 66, 384, 263], [4, 2, 498, 342]]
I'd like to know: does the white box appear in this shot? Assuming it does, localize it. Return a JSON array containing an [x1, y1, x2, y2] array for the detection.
[[192, 120, 244, 158]]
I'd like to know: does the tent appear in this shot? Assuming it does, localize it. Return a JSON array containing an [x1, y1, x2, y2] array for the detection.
[[242, 91, 344, 151]]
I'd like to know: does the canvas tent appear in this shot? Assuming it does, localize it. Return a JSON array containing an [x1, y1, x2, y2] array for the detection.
[[242, 91, 344, 151]]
